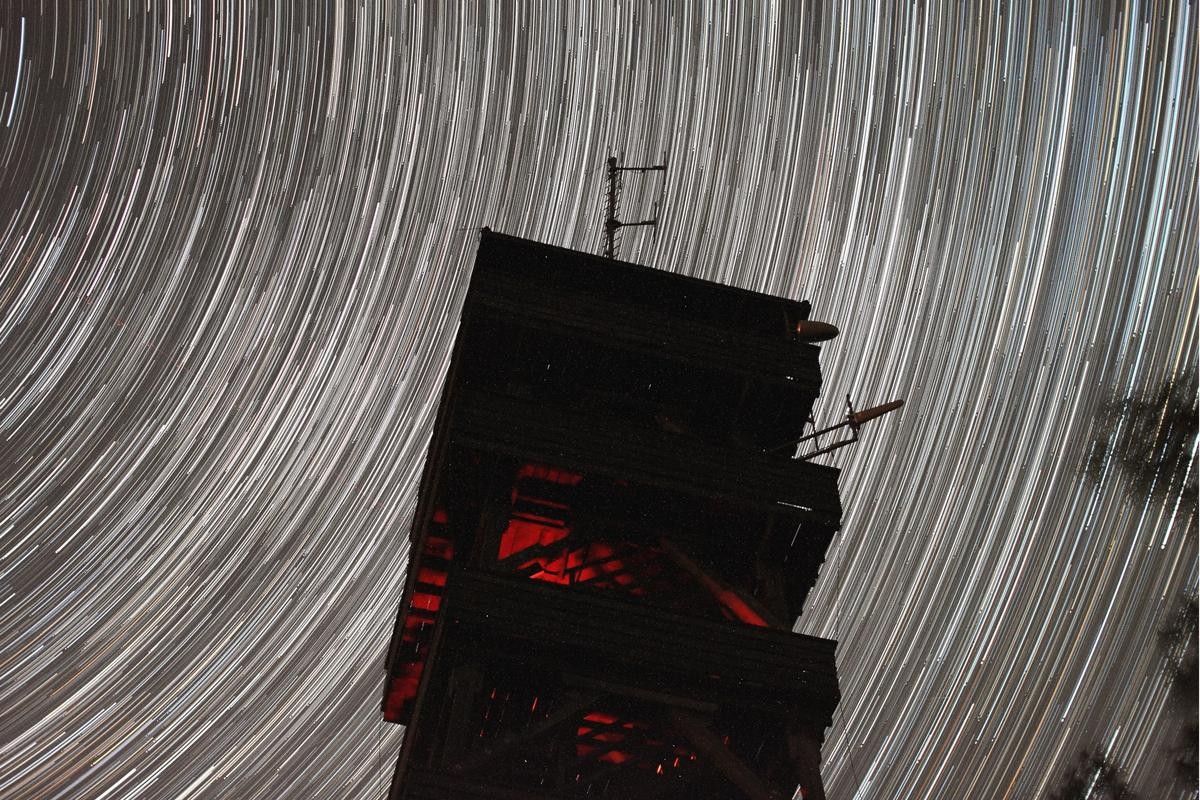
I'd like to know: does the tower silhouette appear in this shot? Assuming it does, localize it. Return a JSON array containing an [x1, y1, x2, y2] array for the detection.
[[382, 230, 847, 799]]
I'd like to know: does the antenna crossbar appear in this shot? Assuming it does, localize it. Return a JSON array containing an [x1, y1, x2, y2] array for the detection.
[[603, 154, 666, 259]]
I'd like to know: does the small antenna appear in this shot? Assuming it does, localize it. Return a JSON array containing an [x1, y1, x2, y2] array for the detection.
[[603, 154, 667, 259]]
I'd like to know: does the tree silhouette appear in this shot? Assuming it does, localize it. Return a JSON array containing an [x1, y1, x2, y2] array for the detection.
[[1087, 369, 1198, 516], [1046, 749, 1140, 800], [1090, 372, 1198, 793], [1159, 591, 1199, 795], [1053, 371, 1199, 799]]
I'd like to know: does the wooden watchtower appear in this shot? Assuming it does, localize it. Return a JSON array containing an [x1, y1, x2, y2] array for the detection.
[[382, 230, 843, 799]]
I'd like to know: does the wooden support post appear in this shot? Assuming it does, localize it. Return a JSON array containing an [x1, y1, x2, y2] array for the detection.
[[440, 663, 483, 766], [787, 726, 827, 800]]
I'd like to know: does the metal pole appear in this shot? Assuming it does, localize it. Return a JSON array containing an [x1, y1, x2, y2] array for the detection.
[[604, 157, 619, 259]]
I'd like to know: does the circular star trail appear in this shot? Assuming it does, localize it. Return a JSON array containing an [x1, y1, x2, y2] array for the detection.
[[0, 3, 1195, 799]]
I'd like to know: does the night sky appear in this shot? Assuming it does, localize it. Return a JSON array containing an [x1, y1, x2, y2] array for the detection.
[[1, 3, 1196, 799]]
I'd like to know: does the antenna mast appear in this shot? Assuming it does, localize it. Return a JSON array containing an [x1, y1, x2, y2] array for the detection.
[[603, 155, 666, 259]]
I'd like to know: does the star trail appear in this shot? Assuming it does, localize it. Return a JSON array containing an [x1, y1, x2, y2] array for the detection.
[[0, 3, 1195, 799]]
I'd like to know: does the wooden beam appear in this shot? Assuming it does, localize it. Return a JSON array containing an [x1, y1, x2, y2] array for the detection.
[[666, 709, 783, 800], [563, 673, 718, 714], [659, 536, 785, 628], [450, 692, 602, 775]]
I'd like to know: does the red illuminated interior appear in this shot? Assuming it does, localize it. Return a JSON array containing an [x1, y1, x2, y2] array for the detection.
[[386, 461, 772, 736], [498, 464, 664, 595], [470, 687, 703, 782], [498, 462, 769, 626], [575, 710, 697, 773], [383, 508, 453, 724]]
